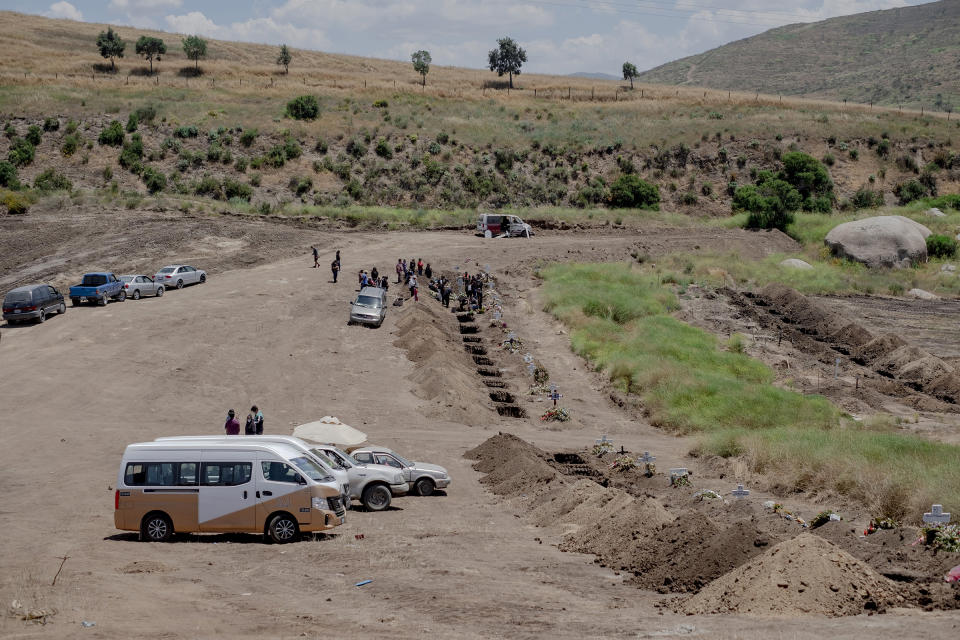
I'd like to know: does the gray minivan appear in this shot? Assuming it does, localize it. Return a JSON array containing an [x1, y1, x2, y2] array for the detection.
[[2, 284, 66, 324], [349, 286, 387, 327]]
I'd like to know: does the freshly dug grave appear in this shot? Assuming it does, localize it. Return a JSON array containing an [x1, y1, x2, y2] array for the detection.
[[750, 284, 960, 404], [465, 433, 564, 496], [680, 533, 903, 617]]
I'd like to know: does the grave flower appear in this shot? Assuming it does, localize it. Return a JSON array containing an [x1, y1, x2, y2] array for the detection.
[[945, 565, 960, 583]]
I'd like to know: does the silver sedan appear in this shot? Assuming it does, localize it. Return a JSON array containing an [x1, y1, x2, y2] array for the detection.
[[153, 265, 207, 290], [119, 275, 164, 300]]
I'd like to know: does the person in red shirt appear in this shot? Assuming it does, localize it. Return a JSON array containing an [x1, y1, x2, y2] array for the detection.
[[224, 409, 240, 435]]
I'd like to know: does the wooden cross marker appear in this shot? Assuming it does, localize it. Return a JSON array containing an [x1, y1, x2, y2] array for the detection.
[[731, 484, 750, 499], [923, 504, 951, 525]]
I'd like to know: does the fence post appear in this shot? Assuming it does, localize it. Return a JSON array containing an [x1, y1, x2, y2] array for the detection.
[[568, 86, 571, 99], [591, 87, 594, 100]]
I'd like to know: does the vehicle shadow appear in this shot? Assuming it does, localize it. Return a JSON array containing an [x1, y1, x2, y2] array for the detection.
[[350, 504, 404, 513], [104, 531, 341, 544]]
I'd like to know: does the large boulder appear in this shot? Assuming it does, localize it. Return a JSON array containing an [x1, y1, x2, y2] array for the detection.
[[824, 216, 931, 268]]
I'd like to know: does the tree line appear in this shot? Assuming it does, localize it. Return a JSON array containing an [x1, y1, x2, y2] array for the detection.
[[96, 28, 644, 90]]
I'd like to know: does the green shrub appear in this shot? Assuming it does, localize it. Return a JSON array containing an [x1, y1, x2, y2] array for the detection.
[[780, 151, 833, 201], [372, 99, 388, 108], [315, 139, 328, 154], [436, 132, 449, 144], [194, 174, 221, 197], [239, 128, 258, 147], [926, 234, 958, 259], [223, 178, 252, 201], [265, 146, 287, 168], [804, 195, 832, 213], [132, 104, 157, 124], [896, 154, 918, 173], [33, 169, 72, 192], [98, 120, 125, 146], [894, 179, 927, 205], [249, 173, 261, 187], [7, 138, 35, 167], [851, 188, 884, 209], [61, 133, 81, 157], [681, 191, 698, 205], [65, 120, 78, 134], [286, 95, 320, 120], [103, 166, 112, 181], [346, 138, 367, 159], [876, 139, 891, 157], [494, 149, 515, 173], [422, 158, 445, 184], [345, 179, 363, 200], [3, 191, 29, 214], [25, 125, 42, 146], [375, 138, 392, 159], [43, 117, 59, 132], [141, 166, 166, 193], [609, 174, 660, 209], [427, 141, 442, 155], [234, 156, 247, 172], [0, 161, 20, 189], [288, 175, 313, 195], [282, 137, 301, 160], [822, 153, 835, 166], [207, 142, 223, 162], [126, 113, 138, 132], [119, 134, 144, 172], [849, 148, 859, 161], [173, 125, 199, 138], [734, 176, 800, 231]]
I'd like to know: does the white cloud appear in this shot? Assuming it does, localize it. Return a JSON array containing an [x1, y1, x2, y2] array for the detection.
[[164, 11, 331, 51], [110, 0, 183, 10], [44, 1, 83, 21]]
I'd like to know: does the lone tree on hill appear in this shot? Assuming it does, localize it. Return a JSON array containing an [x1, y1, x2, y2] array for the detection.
[[411, 50, 431, 86], [622, 61, 638, 89], [182, 35, 208, 72], [135, 36, 166, 75], [488, 37, 526, 89], [96, 27, 126, 72], [277, 44, 292, 74]]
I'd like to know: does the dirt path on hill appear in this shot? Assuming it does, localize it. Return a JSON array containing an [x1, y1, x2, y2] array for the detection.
[[1, 218, 956, 638]]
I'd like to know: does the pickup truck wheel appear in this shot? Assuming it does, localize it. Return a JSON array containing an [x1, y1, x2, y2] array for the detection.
[[415, 477, 436, 497], [176, 279, 184, 290], [156, 286, 164, 297], [71, 298, 81, 307], [132, 289, 140, 300], [361, 484, 391, 511], [98, 296, 108, 306], [267, 513, 299, 544], [116, 290, 126, 302], [141, 512, 173, 542]]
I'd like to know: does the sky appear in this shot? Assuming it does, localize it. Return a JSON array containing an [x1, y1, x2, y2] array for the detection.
[[8, 0, 940, 75]]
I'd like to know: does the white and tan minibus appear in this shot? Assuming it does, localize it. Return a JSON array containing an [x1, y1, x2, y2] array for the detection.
[[115, 441, 346, 543]]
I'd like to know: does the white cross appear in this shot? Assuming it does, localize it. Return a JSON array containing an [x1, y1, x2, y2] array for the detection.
[[523, 354, 534, 363], [923, 504, 952, 525], [527, 363, 536, 375], [595, 435, 613, 447], [669, 468, 688, 478], [731, 484, 750, 499], [492, 311, 502, 320], [638, 451, 655, 464]]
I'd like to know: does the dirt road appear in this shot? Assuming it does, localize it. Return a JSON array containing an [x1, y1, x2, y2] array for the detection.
[[1, 227, 956, 638]]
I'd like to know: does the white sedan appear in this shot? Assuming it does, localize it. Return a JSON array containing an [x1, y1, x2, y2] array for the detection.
[[119, 275, 164, 300], [153, 265, 207, 290]]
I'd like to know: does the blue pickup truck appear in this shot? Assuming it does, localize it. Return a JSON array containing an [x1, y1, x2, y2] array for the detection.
[[69, 272, 126, 306]]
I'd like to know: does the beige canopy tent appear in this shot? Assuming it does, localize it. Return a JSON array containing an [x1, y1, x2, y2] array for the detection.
[[293, 416, 367, 449]]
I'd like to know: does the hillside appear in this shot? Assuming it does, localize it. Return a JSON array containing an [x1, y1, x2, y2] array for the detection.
[[638, 0, 960, 111], [0, 12, 958, 216]]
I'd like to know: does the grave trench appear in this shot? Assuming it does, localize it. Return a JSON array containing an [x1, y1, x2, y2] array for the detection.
[[488, 390, 515, 403], [461, 336, 482, 344], [456, 313, 475, 323], [473, 355, 495, 366], [458, 324, 479, 334], [549, 452, 607, 481], [464, 345, 488, 355]]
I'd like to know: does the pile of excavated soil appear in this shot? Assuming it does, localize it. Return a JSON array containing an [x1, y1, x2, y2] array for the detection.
[[680, 533, 903, 617], [393, 303, 494, 425], [465, 433, 564, 496], [756, 284, 960, 404]]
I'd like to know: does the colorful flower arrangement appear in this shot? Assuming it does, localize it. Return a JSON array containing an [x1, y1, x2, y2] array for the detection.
[[694, 489, 722, 501], [863, 517, 898, 536], [611, 454, 636, 471], [670, 474, 691, 488], [541, 407, 570, 422], [946, 565, 960, 584], [914, 524, 960, 552], [811, 510, 841, 529], [591, 441, 613, 457]]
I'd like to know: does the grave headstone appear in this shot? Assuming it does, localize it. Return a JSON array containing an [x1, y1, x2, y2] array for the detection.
[[731, 484, 750, 499], [669, 468, 688, 478], [923, 504, 952, 525]]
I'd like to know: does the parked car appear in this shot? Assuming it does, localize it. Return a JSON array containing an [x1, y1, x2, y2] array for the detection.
[[476, 213, 533, 238], [310, 444, 410, 511], [69, 272, 125, 306], [119, 275, 164, 300], [351, 445, 450, 496], [2, 284, 65, 324], [349, 286, 387, 327], [154, 265, 206, 290]]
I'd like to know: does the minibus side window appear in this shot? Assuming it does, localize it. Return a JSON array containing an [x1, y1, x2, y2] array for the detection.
[[125, 463, 146, 485], [202, 462, 252, 486], [178, 462, 198, 486], [146, 463, 175, 486], [126, 462, 182, 486], [261, 461, 303, 484]]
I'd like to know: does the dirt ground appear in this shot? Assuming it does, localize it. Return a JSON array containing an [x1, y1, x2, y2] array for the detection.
[[1, 211, 958, 638]]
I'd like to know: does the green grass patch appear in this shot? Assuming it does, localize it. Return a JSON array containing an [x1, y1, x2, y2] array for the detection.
[[541, 262, 960, 517]]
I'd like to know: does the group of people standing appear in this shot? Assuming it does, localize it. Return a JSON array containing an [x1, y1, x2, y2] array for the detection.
[[359, 267, 389, 290], [395, 258, 432, 302], [223, 406, 265, 435]]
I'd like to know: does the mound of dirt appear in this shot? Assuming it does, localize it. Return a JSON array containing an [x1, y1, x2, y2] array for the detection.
[[680, 533, 902, 617], [465, 433, 563, 496]]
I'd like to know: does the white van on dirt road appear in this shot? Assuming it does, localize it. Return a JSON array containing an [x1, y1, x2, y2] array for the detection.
[[115, 441, 346, 543], [476, 213, 533, 238]]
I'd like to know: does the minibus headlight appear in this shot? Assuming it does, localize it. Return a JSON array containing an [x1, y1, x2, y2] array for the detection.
[[312, 497, 325, 511]]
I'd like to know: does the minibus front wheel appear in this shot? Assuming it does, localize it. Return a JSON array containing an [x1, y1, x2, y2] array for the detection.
[[266, 513, 300, 544], [141, 512, 173, 542]]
